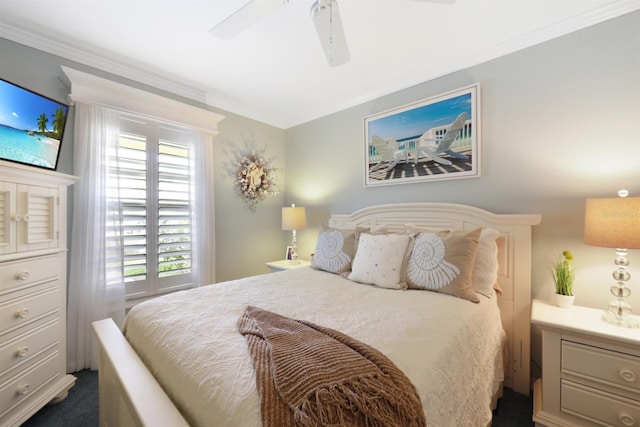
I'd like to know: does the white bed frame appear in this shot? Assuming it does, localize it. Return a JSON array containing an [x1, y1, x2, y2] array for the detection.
[[92, 202, 541, 426]]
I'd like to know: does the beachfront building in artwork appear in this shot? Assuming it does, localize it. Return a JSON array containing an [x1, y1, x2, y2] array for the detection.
[[364, 85, 480, 185], [368, 115, 473, 172]]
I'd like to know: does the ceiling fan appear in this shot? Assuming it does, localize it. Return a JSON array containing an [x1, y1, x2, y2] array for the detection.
[[209, 0, 453, 68], [210, 0, 349, 67]]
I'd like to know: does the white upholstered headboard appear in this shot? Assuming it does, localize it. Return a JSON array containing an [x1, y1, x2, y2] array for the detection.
[[329, 202, 541, 395]]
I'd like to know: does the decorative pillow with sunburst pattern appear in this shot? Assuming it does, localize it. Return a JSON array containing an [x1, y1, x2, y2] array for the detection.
[[405, 227, 481, 302], [311, 224, 356, 275]]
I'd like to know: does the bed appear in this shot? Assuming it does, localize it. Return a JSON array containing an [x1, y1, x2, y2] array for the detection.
[[92, 202, 541, 426]]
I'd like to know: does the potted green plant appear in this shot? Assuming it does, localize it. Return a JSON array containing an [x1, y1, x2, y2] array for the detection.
[[552, 250, 576, 308]]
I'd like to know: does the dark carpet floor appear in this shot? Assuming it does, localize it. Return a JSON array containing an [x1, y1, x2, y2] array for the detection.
[[21, 369, 533, 426], [492, 388, 535, 426], [21, 370, 98, 427]]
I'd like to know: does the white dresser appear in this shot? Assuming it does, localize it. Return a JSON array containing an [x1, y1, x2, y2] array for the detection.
[[0, 161, 77, 426], [532, 299, 640, 427]]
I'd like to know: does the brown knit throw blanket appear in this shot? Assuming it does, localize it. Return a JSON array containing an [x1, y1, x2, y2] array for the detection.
[[238, 306, 426, 427]]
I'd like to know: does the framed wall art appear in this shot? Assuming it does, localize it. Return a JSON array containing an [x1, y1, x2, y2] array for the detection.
[[364, 83, 481, 187]]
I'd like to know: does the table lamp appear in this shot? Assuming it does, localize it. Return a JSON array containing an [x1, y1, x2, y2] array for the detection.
[[584, 190, 640, 328], [282, 204, 307, 264]]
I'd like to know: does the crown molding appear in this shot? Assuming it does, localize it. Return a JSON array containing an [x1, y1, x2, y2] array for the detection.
[[279, 1, 640, 128], [2, 1, 639, 130], [0, 23, 209, 106], [61, 66, 224, 134]]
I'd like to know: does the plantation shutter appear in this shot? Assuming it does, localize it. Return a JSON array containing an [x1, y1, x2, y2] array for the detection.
[[117, 117, 194, 300], [157, 139, 192, 280]]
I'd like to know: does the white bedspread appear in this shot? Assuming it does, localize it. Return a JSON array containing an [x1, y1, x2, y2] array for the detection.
[[122, 267, 506, 427]]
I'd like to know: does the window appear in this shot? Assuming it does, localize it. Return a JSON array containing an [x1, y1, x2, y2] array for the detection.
[[64, 67, 223, 370], [115, 117, 195, 300]]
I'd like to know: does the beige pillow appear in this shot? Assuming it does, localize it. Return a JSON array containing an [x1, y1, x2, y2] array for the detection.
[[347, 232, 413, 290], [472, 228, 501, 298], [405, 227, 481, 302], [311, 224, 356, 275]]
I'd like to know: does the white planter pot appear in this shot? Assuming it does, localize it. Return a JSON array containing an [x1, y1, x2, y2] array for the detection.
[[555, 293, 575, 308]]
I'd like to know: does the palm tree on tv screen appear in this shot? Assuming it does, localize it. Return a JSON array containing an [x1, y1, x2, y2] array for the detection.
[[37, 113, 48, 133], [52, 107, 66, 139]]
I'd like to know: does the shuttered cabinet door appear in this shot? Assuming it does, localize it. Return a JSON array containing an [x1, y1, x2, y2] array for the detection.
[[16, 184, 59, 252], [0, 182, 17, 255]]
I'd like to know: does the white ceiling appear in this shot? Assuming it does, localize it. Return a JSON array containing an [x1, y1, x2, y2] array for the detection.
[[1, 0, 638, 129]]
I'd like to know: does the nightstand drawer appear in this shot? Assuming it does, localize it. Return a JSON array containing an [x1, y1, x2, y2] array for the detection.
[[562, 379, 640, 426], [563, 340, 640, 396], [0, 255, 59, 295], [0, 287, 58, 336]]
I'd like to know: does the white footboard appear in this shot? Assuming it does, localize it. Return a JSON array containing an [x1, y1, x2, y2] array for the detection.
[[92, 318, 188, 427]]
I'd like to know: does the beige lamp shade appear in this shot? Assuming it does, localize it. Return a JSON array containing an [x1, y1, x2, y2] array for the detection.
[[282, 206, 307, 230], [584, 197, 640, 249]]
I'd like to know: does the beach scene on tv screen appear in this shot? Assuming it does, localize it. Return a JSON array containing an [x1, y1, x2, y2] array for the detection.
[[0, 79, 67, 170]]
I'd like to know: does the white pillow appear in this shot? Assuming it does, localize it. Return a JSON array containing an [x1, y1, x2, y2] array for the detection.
[[355, 224, 387, 253], [347, 233, 413, 290], [472, 228, 501, 298]]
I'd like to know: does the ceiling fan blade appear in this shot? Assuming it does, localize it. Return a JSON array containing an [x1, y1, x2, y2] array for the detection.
[[209, 0, 285, 39], [311, 0, 350, 67]]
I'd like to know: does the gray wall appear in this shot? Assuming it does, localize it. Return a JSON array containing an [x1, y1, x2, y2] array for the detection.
[[284, 11, 639, 376], [286, 10, 640, 309], [213, 111, 287, 281], [2, 9, 639, 381], [0, 37, 288, 283]]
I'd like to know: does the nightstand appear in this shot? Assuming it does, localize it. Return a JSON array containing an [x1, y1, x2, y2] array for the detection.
[[265, 259, 311, 272], [532, 299, 640, 426]]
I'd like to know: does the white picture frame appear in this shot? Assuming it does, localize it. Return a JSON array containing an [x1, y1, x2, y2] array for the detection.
[[364, 83, 481, 186]]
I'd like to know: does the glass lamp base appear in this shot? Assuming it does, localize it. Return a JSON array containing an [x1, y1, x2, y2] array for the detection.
[[601, 249, 637, 328], [288, 230, 300, 265], [602, 310, 640, 328]]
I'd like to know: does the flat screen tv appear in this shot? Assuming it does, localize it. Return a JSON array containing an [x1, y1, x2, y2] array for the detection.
[[0, 78, 68, 171]]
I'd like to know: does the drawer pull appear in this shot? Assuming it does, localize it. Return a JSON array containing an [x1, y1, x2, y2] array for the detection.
[[16, 346, 29, 358], [15, 308, 30, 319], [16, 384, 30, 396], [15, 271, 30, 280], [620, 369, 637, 383], [23, 214, 30, 222], [13, 215, 22, 222], [619, 412, 636, 427]]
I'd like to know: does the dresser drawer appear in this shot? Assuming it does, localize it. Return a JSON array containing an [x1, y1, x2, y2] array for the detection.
[[563, 340, 640, 396], [562, 379, 640, 426], [0, 255, 59, 295], [0, 319, 58, 377], [0, 287, 58, 336], [0, 351, 60, 419]]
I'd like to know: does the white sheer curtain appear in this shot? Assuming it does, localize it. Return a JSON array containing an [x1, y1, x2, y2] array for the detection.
[[67, 103, 126, 372], [66, 103, 217, 371], [191, 129, 216, 286]]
